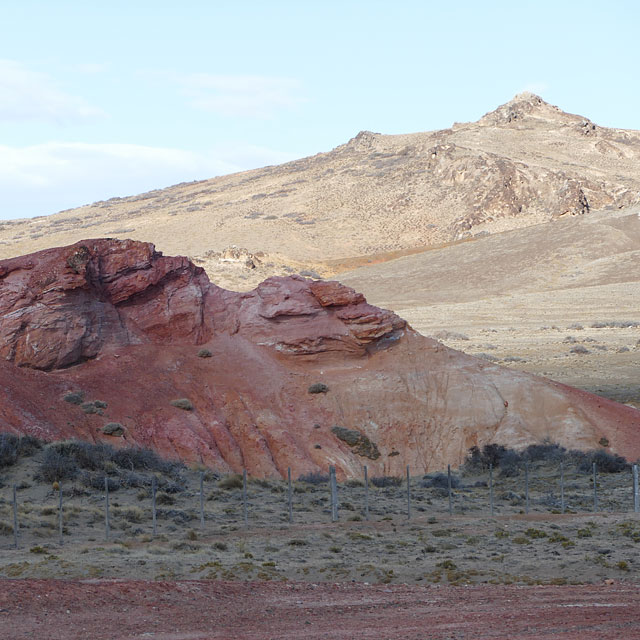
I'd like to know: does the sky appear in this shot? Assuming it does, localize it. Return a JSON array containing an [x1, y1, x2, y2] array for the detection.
[[1, 0, 639, 220]]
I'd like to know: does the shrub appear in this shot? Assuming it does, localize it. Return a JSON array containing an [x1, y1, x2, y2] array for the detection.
[[0, 434, 43, 468], [577, 450, 629, 474], [37, 448, 78, 482], [298, 472, 330, 484], [197, 349, 213, 358], [498, 450, 522, 477], [570, 345, 590, 355], [111, 447, 183, 475], [81, 472, 121, 492], [421, 473, 460, 489], [102, 423, 125, 437], [218, 474, 244, 490], [63, 391, 84, 405], [308, 383, 329, 394], [331, 426, 380, 460], [49, 441, 113, 471], [171, 398, 194, 411], [0, 434, 19, 468], [523, 442, 566, 462], [370, 476, 402, 488], [155, 492, 175, 505]]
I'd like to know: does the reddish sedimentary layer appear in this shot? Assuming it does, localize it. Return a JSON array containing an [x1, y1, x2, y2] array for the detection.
[[1, 239, 638, 477]]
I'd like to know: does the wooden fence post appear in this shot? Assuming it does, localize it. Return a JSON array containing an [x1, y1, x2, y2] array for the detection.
[[489, 464, 494, 516], [330, 466, 338, 522], [406, 465, 411, 520], [633, 464, 639, 514], [104, 477, 110, 542], [12, 485, 18, 550], [524, 462, 530, 514], [242, 469, 248, 527], [364, 465, 369, 521], [152, 476, 157, 537], [199, 471, 205, 529], [560, 461, 565, 514], [447, 465, 452, 516], [58, 485, 63, 546], [287, 467, 293, 524], [593, 462, 598, 512]]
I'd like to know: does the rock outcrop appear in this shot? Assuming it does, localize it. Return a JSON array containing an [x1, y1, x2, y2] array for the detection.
[[1, 239, 638, 477]]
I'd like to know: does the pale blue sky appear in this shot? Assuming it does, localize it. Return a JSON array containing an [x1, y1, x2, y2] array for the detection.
[[1, 0, 638, 219]]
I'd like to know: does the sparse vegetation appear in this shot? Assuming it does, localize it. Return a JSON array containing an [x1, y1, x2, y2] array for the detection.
[[170, 398, 194, 411], [308, 383, 329, 394], [218, 474, 244, 490], [370, 476, 403, 488]]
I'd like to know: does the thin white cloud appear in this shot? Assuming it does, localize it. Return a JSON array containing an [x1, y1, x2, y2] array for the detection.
[[0, 142, 297, 219], [180, 73, 306, 118], [0, 59, 106, 124]]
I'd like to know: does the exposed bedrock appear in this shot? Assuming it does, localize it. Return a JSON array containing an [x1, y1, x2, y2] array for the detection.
[[0, 239, 638, 477]]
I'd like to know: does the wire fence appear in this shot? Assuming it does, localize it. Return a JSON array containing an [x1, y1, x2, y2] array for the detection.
[[2, 462, 640, 550]]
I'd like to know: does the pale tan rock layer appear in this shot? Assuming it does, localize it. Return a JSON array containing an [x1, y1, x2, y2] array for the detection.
[[1, 240, 638, 477]]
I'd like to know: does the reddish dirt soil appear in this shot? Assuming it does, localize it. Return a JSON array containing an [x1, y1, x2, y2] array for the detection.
[[1, 580, 639, 639]]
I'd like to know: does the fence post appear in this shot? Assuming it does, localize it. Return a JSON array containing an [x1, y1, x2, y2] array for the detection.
[[634, 464, 639, 514], [58, 485, 64, 546], [105, 477, 110, 542], [152, 476, 157, 537], [447, 465, 452, 516], [242, 469, 248, 527], [489, 464, 494, 517], [364, 465, 369, 521], [593, 462, 598, 512], [199, 471, 205, 529], [287, 467, 293, 524], [406, 465, 411, 520], [12, 485, 18, 550], [330, 466, 338, 522], [560, 461, 565, 514], [525, 462, 530, 514]]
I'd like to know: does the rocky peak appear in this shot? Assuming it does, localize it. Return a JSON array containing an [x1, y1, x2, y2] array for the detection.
[[478, 92, 570, 126]]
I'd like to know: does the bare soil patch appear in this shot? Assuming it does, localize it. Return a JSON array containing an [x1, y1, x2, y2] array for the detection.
[[1, 579, 639, 639]]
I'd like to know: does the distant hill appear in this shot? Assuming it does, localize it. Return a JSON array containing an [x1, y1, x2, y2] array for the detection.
[[1, 93, 639, 278]]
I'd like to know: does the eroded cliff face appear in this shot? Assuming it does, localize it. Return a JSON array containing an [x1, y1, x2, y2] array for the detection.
[[1, 239, 638, 477]]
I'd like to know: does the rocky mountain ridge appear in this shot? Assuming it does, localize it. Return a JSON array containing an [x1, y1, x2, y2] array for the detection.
[[1, 94, 639, 276]]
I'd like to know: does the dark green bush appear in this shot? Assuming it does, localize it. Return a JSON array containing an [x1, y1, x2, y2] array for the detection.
[[49, 441, 113, 471], [218, 474, 244, 490], [308, 383, 329, 394], [421, 472, 460, 489], [298, 472, 330, 484], [0, 434, 43, 468], [112, 447, 183, 475], [171, 398, 194, 411], [80, 472, 121, 492], [371, 476, 402, 488], [63, 391, 84, 405], [37, 449, 78, 482], [577, 450, 629, 473]]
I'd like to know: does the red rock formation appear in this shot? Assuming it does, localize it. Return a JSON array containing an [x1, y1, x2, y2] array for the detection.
[[1, 239, 639, 477]]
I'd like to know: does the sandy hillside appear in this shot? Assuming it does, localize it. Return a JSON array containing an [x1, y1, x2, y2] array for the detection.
[[341, 206, 640, 406], [1, 93, 639, 271]]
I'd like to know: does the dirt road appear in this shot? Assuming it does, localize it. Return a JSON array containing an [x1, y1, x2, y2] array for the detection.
[[1, 579, 639, 639]]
